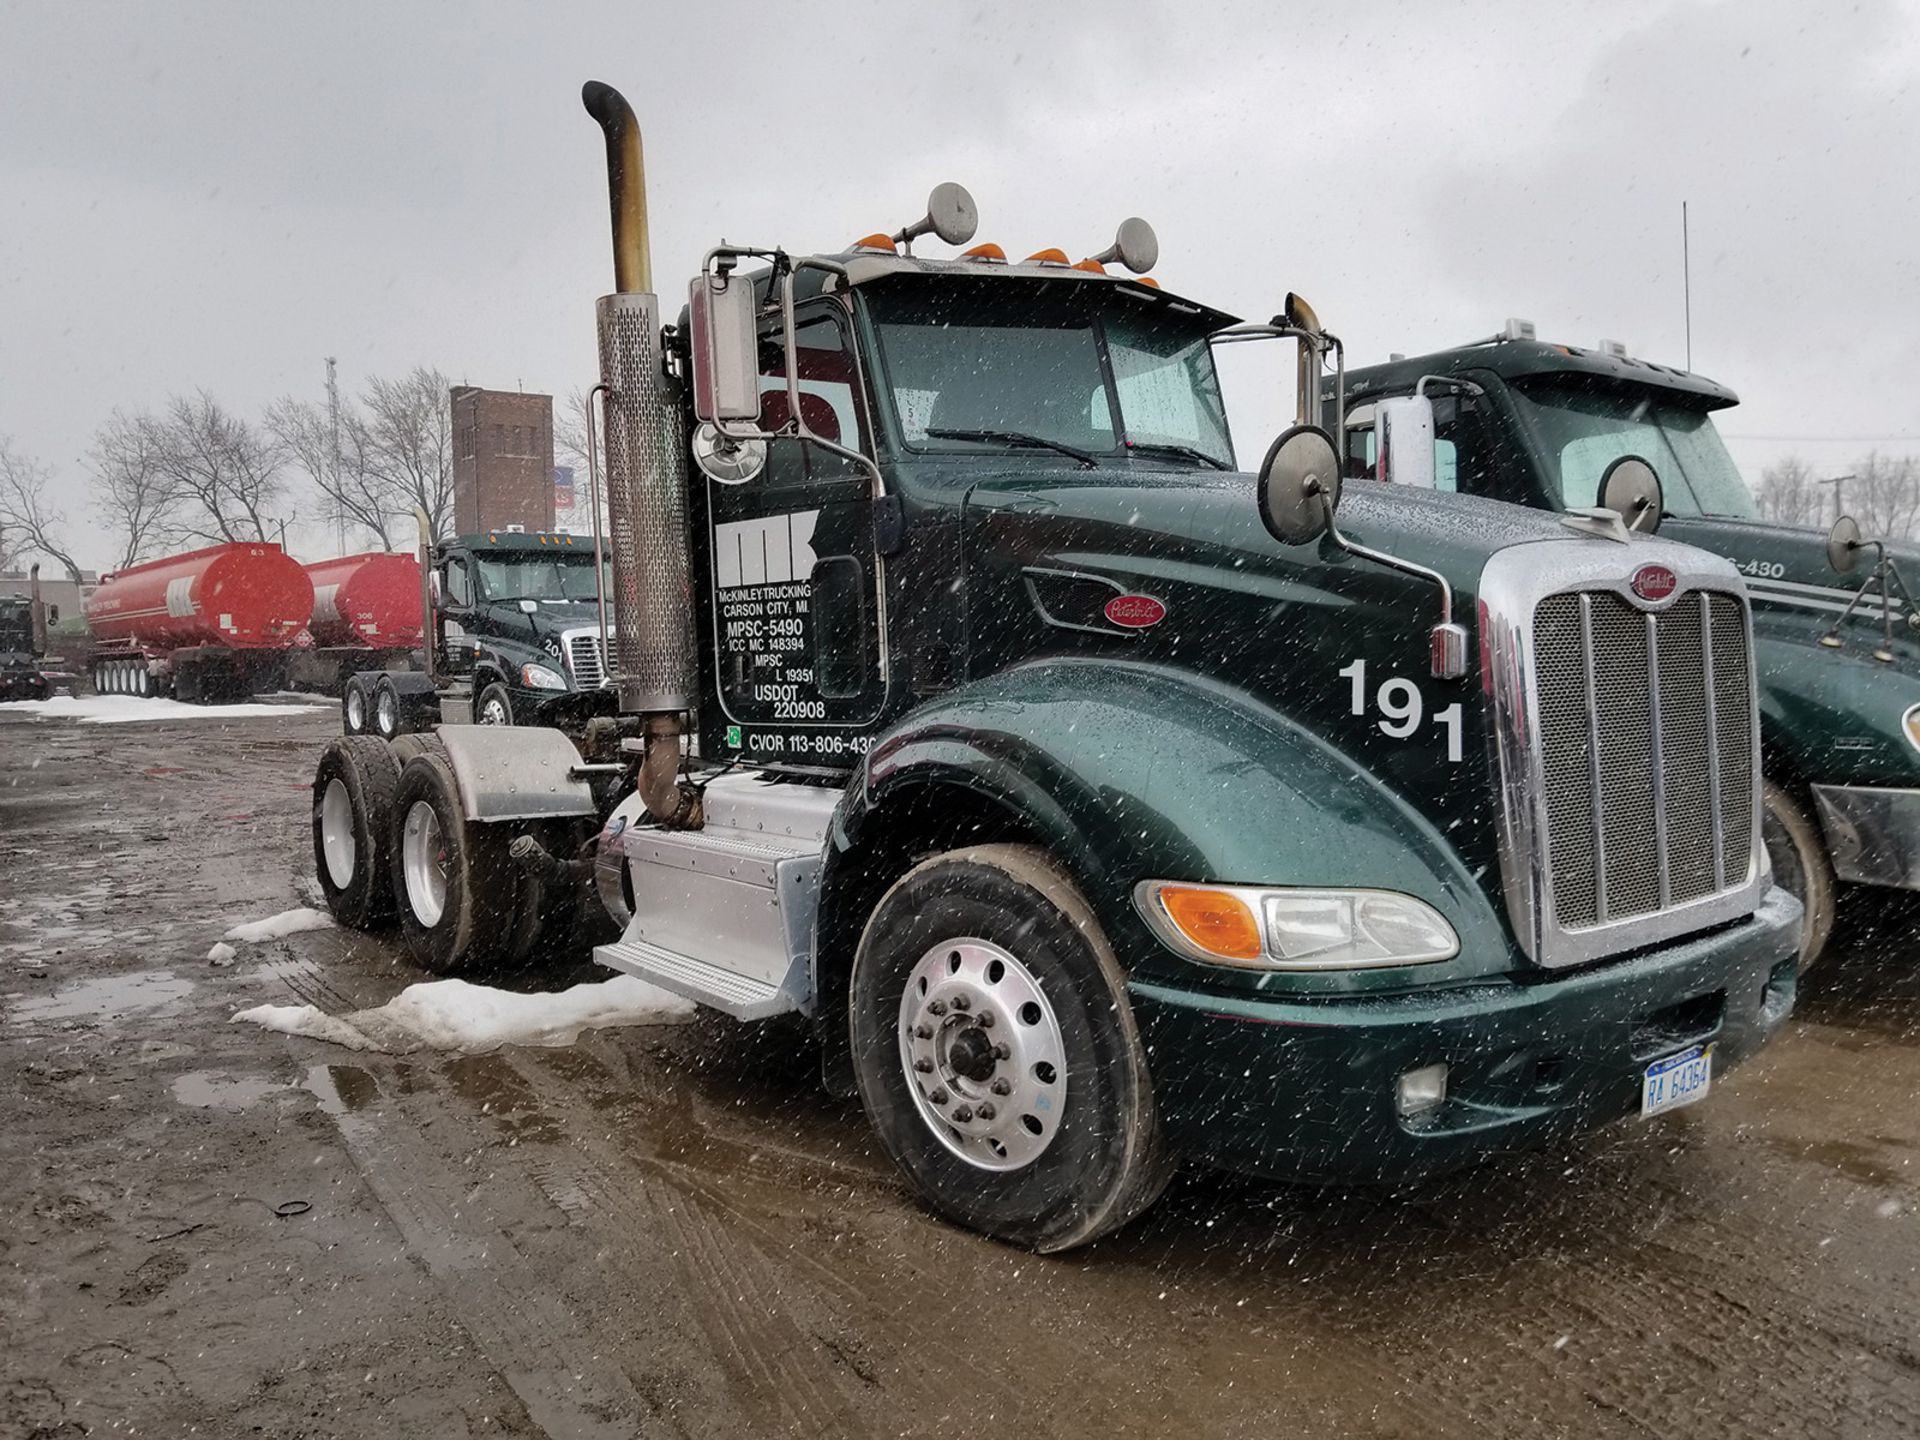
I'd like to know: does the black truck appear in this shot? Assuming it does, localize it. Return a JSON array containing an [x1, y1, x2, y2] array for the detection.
[[0, 565, 55, 702]]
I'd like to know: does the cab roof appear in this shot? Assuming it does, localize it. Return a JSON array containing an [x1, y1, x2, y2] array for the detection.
[[452, 530, 596, 553], [1343, 337, 1739, 411]]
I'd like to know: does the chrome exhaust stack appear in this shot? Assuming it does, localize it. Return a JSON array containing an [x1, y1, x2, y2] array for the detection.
[[582, 81, 701, 827]]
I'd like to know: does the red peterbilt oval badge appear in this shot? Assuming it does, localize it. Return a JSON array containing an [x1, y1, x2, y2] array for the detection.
[[1631, 564, 1678, 602], [1103, 594, 1167, 629]]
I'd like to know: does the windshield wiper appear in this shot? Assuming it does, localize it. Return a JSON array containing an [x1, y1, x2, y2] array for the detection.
[[925, 427, 1097, 469], [1124, 440, 1230, 470]]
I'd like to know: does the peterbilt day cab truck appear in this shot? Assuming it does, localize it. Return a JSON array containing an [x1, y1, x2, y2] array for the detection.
[[0, 564, 56, 701], [339, 528, 614, 738], [306, 82, 1798, 1251], [1336, 331, 1920, 967]]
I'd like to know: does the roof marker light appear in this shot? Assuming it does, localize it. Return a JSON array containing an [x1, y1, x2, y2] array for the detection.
[[1026, 247, 1070, 265], [853, 233, 899, 253], [1135, 276, 1161, 289], [1073, 258, 1107, 273], [962, 242, 1007, 262]]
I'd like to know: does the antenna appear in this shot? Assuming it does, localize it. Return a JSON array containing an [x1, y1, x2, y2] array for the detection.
[[1682, 200, 1692, 371], [325, 356, 344, 554]]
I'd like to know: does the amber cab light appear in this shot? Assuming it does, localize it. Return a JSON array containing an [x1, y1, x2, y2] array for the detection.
[[853, 233, 899, 252], [1026, 247, 1070, 265], [962, 242, 1007, 262], [1155, 885, 1263, 962]]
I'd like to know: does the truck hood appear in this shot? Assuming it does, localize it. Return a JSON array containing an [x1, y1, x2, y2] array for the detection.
[[511, 600, 608, 637]]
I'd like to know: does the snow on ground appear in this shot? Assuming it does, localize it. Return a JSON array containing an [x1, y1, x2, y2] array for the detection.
[[0, 695, 328, 724], [223, 908, 336, 944], [207, 942, 237, 967], [233, 974, 695, 1054]]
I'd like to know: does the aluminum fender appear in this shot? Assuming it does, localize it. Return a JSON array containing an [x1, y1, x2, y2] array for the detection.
[[1756, 635, 1920, 787], [434, 723, 597, 822], [834, 657, 1515, 997]]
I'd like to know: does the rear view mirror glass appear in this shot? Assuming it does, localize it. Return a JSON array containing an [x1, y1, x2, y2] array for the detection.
[[1597, 455, 1664, 534], [1258, 424, 1341, 546], [689, 273, 760, 423], [1377, 396, 1437, 489]]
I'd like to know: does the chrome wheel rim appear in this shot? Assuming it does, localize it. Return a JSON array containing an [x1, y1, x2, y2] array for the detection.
[[479, 693, 509, 725], [401, 799, 448, 927], [375, 688, 398, 736], [345, 687, 365, 731], [319, 777, 357, 889], [897, 937, 1067, 1173]]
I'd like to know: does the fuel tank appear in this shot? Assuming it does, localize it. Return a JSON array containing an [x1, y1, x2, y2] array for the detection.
[[85, 543, 314, 651], [303, 552, 423, 649]]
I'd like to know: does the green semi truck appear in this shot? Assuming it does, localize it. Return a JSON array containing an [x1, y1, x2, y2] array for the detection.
[[1336, 328, 1920, 967], [306, 83, 1799, 1250], [0, 565, 55, 702]]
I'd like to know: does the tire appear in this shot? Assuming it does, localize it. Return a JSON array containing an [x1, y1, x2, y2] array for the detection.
[[475, 681, 514, 727], [312, 737, 402, 929], [389, 751, 516, 974], [1763, 779, 1837, 972], [848, 843, 1172, 1252], [342, 676, 371, 735], [371, 676, 406, 739]]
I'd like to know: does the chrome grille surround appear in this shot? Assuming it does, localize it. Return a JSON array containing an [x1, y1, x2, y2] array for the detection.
[[561, 627, 616, 689], [1481, 539, 1768, 968]]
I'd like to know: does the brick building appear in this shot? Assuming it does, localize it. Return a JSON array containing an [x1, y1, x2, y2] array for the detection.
[[450, 387, 556, 536]]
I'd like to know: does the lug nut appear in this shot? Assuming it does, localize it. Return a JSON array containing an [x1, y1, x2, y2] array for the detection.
[[914, 1023, 934, 1039], [990, 1078, 1012, 1096], [930, 1089, 949, 1105], [914, 1058, 934, 1073], [950, 994, 971, 1011], [976, 1011, 994, 1027], [952, 1106, 974, 1122], [992, 1043, 1011, 1061], [928, 1000, 947, 1016], [976, 1103, 996, 1120]]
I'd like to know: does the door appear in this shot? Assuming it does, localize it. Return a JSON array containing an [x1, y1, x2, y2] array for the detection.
[[705, 302, 887, 768], [437, 553, 477, 676]]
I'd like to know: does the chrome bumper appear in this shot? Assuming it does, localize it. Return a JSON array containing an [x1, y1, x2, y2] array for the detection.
[[1812, 784, 1920, 890]]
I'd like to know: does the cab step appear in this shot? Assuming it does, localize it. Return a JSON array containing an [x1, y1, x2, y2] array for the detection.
[[596, 935, 797, 1021]]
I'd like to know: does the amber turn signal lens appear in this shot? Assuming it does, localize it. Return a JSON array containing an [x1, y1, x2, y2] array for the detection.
[[1157, 886, 1263, 962], [853, 233, 899, 252], [1026, 247, 1070, 265]]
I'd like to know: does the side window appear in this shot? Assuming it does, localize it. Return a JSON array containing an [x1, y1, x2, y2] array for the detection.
[[444, 557, 471, 606], [755, 310, 868, 486]]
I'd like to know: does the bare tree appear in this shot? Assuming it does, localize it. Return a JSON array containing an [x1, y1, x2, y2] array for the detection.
[[0, 436, 85, 581], [267, 396, 396, 549], [146, 391, 289, 546], [552, 385, 606, 534], [1846, 452, 1920, 542], [90, 410, 181, 570], [1755, 455, 1821, 529], [362, 368, 456, 542]]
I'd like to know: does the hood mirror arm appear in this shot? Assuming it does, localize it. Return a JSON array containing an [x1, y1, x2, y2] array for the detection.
[[1820, 537, 1916, 662], [1320, 501, 1468, 681]]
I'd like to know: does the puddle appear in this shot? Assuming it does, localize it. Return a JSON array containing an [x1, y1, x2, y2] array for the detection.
[[305, 1062, 380, 1115], [446, 1054, 565, 1144], [9, 969, 194, 1023], [171, 1070, 283, 1111]]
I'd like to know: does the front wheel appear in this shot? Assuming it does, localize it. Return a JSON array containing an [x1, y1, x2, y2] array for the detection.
[[849, 844, 1171, 1252], [1762, 779, 1836, 972], [476, 681, 515, 727]]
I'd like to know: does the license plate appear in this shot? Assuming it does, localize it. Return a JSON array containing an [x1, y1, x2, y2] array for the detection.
[[1641, 1043, 1713, 1117]]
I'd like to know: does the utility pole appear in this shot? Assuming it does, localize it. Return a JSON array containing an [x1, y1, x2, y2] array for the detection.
[[1817, 473, 1856, 524], [326, 356, 344, 554]]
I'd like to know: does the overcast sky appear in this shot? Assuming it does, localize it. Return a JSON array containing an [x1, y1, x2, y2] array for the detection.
[[3, 0, 1917, 569]]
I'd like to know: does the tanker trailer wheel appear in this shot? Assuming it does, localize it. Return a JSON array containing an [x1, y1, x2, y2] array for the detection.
[[312, 737, 402, 929], [342, 676, 371, 735], [390, 750, 515, 974], [1762, 779, 1836, 972], [476, 681, 515, 727], [848, 844, 1172, 1252]]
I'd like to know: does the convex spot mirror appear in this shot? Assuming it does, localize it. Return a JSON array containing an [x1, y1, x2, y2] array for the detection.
[[1092, 217, 1159, 274], [1376, 396, 1437, 490], [1258, 424, 1342, 546], [689, 272, 760, 424], [1828, 514, 1864, 575], [693, 421, 768, 485], [925, 182, 979, 246], [1597, 455, 1663, 534]]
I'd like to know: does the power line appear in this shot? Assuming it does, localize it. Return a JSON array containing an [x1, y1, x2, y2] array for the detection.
[[1721, 433, 1920, 443]]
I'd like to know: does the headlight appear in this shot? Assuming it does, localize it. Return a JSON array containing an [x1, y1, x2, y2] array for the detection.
[[521, 662, 567, 691], [1905, 703, 1920, 755], [1134, 881, 1459, 971]]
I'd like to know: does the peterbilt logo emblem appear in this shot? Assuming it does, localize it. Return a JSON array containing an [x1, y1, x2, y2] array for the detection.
[[1631, 564, 1678, 603], [1103, 594, 1166, 629]]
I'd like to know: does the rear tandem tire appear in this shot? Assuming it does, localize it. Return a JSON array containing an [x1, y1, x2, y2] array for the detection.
[[1762, 779, 1837, 973], [372, 676, 407, 739], [342, 676, 371, 735], [312, 736, 402, 929], [848, 843, 1173, 1252], [389, 751, 516, 975]]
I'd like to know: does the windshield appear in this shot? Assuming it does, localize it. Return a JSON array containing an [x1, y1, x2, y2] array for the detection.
[[867, 284, 1234, 468], [1510, 377, 1757, 519], [473, 553, 607, 603]]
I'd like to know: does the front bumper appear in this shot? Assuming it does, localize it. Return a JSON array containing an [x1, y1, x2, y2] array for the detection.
[[1812, 784, 1920, 890], [1130, 886, 1800, 1184]]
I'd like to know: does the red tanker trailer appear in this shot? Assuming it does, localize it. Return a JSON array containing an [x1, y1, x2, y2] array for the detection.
[[85, 542, 313, 702], [286, 552, 424, 695]]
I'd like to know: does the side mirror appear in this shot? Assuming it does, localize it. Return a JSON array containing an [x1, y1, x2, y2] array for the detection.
[[45, 604, 58, 624], [428, 571, 443, 607], [1376, 396, 1437, 489], [692, 421, 768, 485], [688, 272, 761, 423], [1258, 424, 1342, 546], [1597, 455, 1663, 534], [1091, 217, 1159, 274], [1827, 514, 1863, 575]]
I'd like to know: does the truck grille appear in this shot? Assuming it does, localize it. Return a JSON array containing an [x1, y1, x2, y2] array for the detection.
[[1531, 590, 1755, 931], [564, 630, 614, 689]]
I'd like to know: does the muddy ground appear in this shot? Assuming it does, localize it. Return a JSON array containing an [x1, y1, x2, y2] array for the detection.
[[2, 703, 1918, 1439]]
